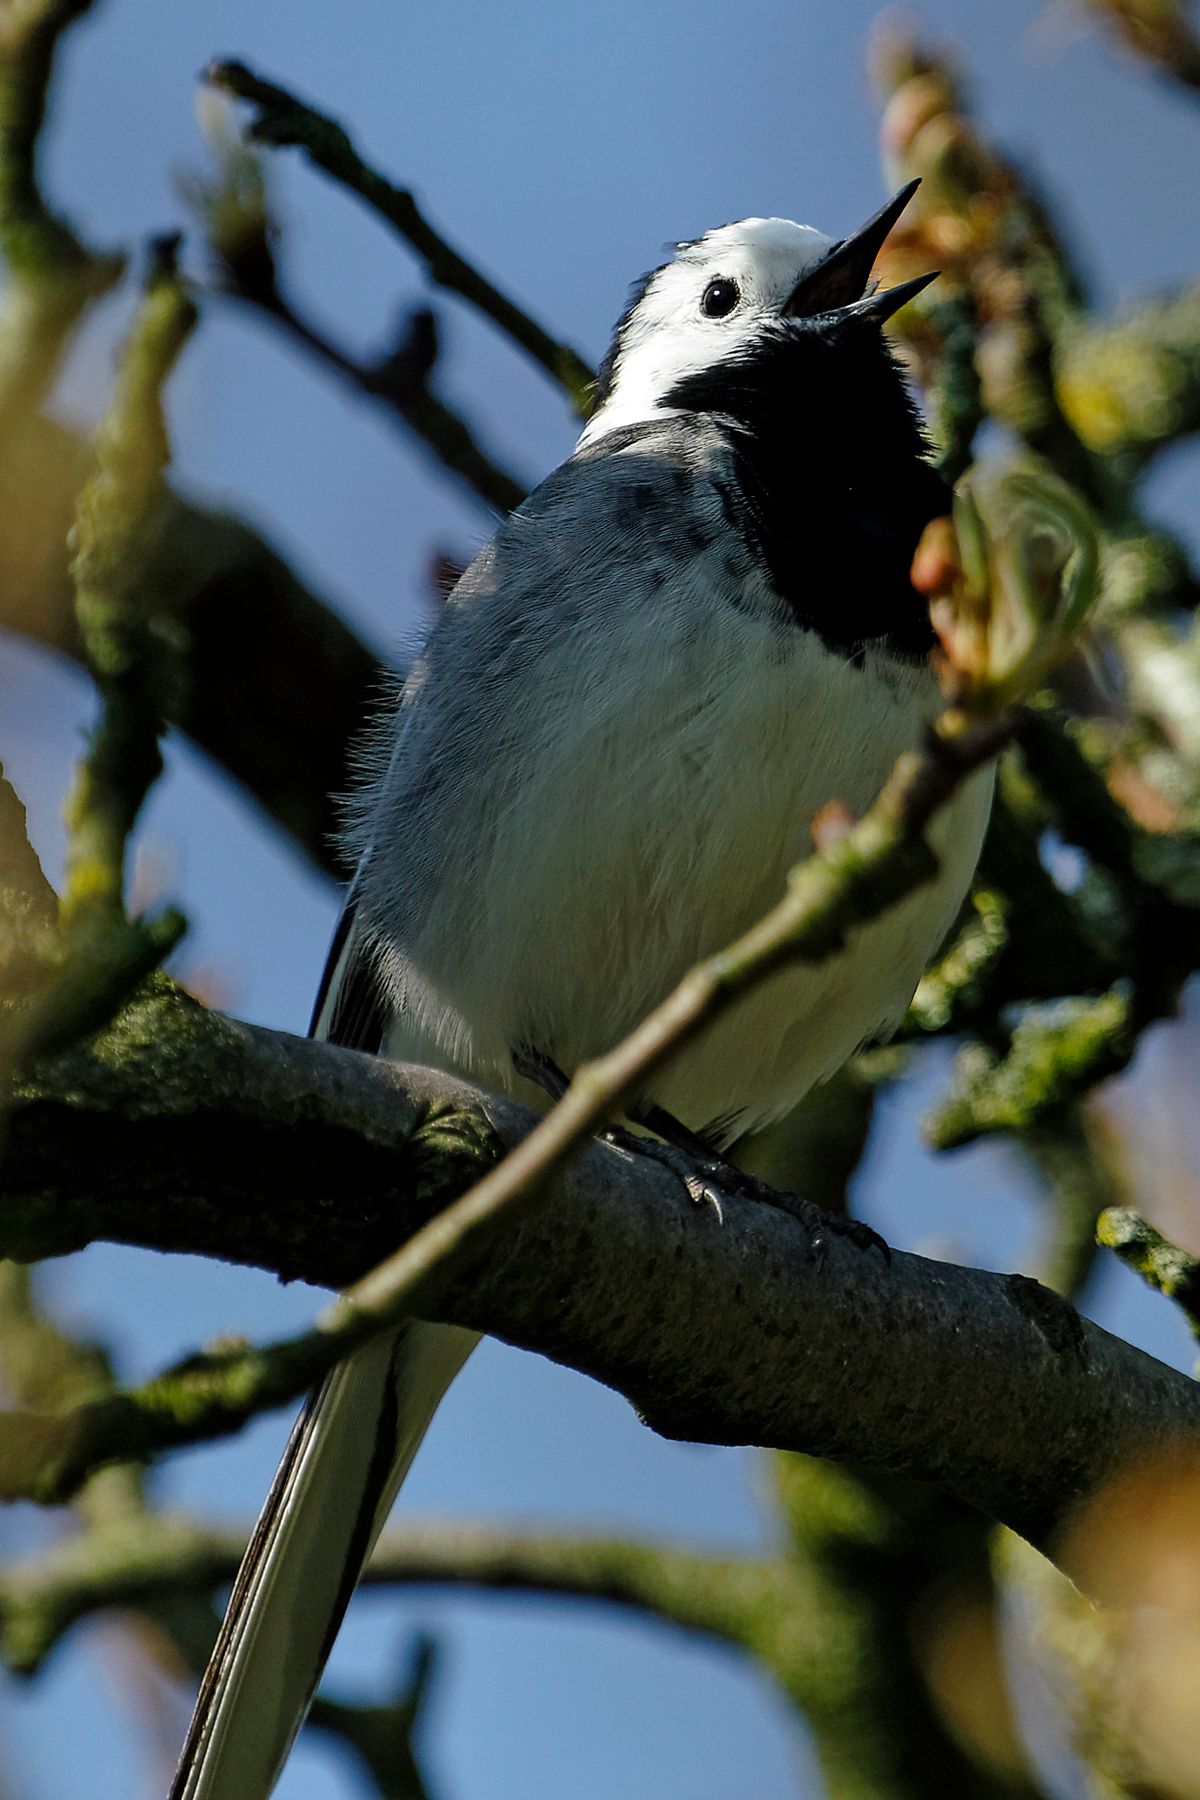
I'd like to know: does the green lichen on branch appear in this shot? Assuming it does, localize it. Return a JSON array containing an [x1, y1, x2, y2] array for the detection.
[[919, 716, 1200, 1147], [1057, 284, 1200, 468], [14, 241, 197, 1067], [926, 989, 1132, 1150], [867, 28, 1200, 1173], [202, 57, 596, 414], [1097, 1206, 1200, 1337], [0, 1328, 336, 1505], [0, 407, 380, 880], [0, 1482, 1036, 1800], [64, 239, 196, 918]]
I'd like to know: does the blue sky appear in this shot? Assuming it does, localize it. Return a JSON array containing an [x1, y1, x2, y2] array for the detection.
[[2, 2, 1199, 1796]]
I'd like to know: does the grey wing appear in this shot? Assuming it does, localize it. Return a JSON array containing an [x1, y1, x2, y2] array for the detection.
[[164, 421, 756, 1796], [345, 414, 772, 1085]]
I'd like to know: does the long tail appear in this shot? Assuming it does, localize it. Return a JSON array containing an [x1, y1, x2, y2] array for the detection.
[[169, 1320, 478, 1798], [170, 900, 480, 1797]]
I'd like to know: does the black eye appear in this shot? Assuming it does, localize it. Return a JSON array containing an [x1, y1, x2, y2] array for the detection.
[[701, 278, 740, 319]]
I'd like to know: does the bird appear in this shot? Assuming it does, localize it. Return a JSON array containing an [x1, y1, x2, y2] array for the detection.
[[169, 178, 994, 1797]]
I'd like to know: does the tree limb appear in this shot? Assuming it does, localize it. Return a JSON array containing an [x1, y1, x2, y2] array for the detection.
[[223, 285, 529, 515], [3, 978, 1199, 1550]]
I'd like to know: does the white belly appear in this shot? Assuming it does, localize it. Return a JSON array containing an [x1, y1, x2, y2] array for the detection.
[[378, 604, 992, 1144]]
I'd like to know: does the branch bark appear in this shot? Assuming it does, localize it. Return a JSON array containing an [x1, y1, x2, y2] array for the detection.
[[3, 979, 1198, 1551]]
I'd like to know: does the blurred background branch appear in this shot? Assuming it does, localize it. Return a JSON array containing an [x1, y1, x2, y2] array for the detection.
[[1081, 0, 1200, 96]]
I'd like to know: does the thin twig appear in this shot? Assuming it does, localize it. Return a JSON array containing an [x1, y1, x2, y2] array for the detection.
[[185, 108, 531, 513], [202, 58, 595, 414], [232, 283, 529, 514]]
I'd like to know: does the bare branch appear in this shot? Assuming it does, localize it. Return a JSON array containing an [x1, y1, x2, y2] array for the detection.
[[307, 1635, 441, 1800], [0, 1510, 779, 1675], [202, 58, 596, 414], [0, 1482, 1045, 1796], [229, 286, 529, 515], [3, 978, 1199, 1550]]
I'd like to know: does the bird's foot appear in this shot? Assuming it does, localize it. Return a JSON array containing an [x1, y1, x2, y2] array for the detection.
[[604, 1128, 730, 1221], [605, 1127, 890, 1266]]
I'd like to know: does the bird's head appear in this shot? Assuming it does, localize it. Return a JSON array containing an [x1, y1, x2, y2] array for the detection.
[[580, 180, 934, 447]]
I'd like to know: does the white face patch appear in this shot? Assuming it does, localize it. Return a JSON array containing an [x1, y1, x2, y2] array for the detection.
[[580, 218, 837, 447]]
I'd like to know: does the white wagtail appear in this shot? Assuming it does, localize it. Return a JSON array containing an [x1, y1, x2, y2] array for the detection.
[[170, 180, 993, 1798]]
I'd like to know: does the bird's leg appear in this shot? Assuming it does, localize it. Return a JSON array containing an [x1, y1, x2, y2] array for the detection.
[[632, 1101, 889, 1262], [512, 1049, 887, 1259], [512, 1044, 572, 1101], [512, 1046, 727, 1217]]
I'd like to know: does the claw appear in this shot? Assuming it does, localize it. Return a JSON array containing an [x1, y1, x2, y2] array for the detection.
[[604, 1124, 889, 1262], [682, 1172, 725, 1224], [604, 1129, 727, 1223]]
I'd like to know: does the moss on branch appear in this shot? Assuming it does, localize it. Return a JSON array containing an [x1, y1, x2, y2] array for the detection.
[[2, 969, 1199, 1548], [0, 1493, 1038, 1799], [1058, 284, 1200, 466], [926, 990, 1133, 1149], [1097, 1207, 1200, 1336], [11, 245, 196, 1068]]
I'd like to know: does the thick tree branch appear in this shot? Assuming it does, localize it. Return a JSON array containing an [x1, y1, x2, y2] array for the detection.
[[2, 979, 1199, 1549]]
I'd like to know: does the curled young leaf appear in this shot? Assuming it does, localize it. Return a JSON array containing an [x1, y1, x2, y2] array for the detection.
[[916, 466, 1100, 713]]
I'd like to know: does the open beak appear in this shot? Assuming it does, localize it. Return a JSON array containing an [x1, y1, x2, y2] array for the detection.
[[784, 178, 936, 321]]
